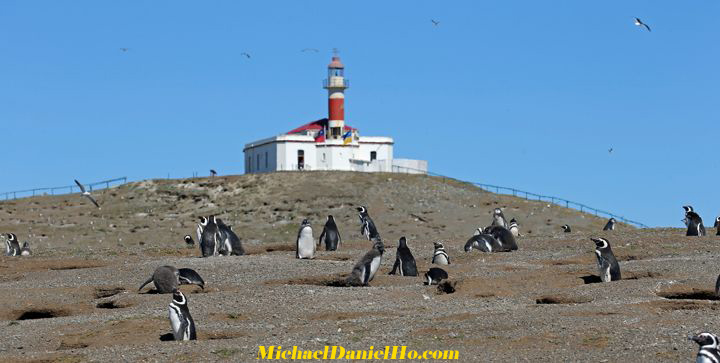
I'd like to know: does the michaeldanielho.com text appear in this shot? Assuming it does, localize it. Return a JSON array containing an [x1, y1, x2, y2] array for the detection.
[[257, 346, 459, 360]]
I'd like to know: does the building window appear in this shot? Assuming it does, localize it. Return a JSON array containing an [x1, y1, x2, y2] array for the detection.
[[265, 152, 268, 168], [370, 151, 377, 161], [322, 153, 326, 161], [298, 150, 305, 170]]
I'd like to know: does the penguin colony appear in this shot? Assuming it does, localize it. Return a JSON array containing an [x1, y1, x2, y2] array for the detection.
[[4, 184, 720, 356]]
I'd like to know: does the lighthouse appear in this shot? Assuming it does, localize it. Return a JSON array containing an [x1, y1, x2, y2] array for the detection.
[[323, 51, 349, 140]]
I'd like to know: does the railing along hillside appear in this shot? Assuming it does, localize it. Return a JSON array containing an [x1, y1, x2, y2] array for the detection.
[[1, 177, 128, 200]]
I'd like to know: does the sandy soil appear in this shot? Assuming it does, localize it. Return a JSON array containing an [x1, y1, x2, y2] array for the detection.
[[0, 172, 717, 362]]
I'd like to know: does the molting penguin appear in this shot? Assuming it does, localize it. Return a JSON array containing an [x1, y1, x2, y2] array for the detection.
[[464, 233, 504, 253], [197, 216, 219, 257], [562, 224, 572, 233], [347, 237, 384, 286], [508, 218, 520, 237], [424, 267, 448, 285], [389, 237, 418, 276], [683, 205, 694, 227], [318, 215, 341, 251], [184, 235, 195, 246], [591, 237, 621, 282], [689, 333, 720, 363], [484, 225, 518, 251], [4, 233, 20, 256], [602, 218, 616, 231], [168, 290, 197, 341], [138, 265, 205, 293], [357, 206, 380, 241], [20, 242, 31, 256], [686, 211, 707, 236], [715, 217, 720, 236], [296, 219, 315, 259], [214, 216, 245, 256], [431, 241, 450, 265], [491, 208, 508, 228]]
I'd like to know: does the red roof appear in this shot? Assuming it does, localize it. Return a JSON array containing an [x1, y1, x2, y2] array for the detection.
[[287, 118, 355, 134], [328, 56, 344, 69]]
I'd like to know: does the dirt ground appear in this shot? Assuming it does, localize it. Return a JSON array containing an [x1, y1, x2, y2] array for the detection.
[[0, 172, 717, 362]]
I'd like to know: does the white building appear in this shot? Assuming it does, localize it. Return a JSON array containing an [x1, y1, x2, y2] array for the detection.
[[243, 54, 427, 174]]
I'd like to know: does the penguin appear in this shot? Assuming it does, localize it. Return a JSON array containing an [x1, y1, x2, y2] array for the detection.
[[347, 237, 384, 286], [689, 333, 720, 363], [683, 205, 695, 227], [508, 218, 520, 237], [20, 242, 31, 256], [138, 265, 205, 293], [318, 215, 341, 251], [296, 219, 315, 259], [484, 225, 519, 251], [464, 233, 504, 253], [491, 208, 508, 228], [389, 237, 418, 276], [4, 233, 20, 256], [214, 216, 245, 256], [431, 241, 450, 265], [715, 274, 720, 297], [357, 206, 380, 241], [602, 217, 616, 231], [197, 216, 219, 257], [562, 224, 572, 233], [168, 290, 197, 341], [184, 235, 195, 246], [686, 211, 707, 236], [715, 217, 720, 236], [591, 237, 621, 282], [424, 267, 448, 285]]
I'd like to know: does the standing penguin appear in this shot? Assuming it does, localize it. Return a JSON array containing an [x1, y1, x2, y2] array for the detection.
[[197, 216, 219, 257], [508, 218, 520, 237], [296, 219, 315, 259], [431, 241, 450, 265], [214, 217, 245, 256], [686, 211, 707, 236], [714, 217, 720, 236], [357, 206, 380, 241], [562, 224, 572, 233], [347, 237, 384, 286], [484, 225, 518, 251], [602, 218, 616, 231], [591, 237, 621, 282], [318, 215, 341, 251], [689, 333, 720, 363], [491, 208, 508, 228], [4, 233, 20, 256], [389, 237, 418, 276], [138, 265, 205, 293], [20, 242, 31, 256], [168, 290, 197, 341]]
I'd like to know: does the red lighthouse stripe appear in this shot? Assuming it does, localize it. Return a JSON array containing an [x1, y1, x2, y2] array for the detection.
[[329, 98, 344, 121]]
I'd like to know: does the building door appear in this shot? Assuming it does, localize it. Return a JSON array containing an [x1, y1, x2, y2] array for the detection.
[[298, 150, 305, 170]]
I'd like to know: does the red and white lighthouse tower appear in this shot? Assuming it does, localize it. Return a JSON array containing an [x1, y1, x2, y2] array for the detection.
[[323, 51, 349, 140]]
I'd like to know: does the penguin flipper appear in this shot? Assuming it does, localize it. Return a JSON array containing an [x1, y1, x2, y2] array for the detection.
[[318, 229, 326, 247], [178, 268, 205, 289], [138, 276, 154, 292], [389, 258, 400, 275]]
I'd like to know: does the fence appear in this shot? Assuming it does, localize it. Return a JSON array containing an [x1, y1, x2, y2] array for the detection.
[[1, 177, 128, 201], [392, 165, 648, 228]]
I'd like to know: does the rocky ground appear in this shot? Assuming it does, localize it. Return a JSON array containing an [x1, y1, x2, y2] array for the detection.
[[0, 171, 717, 362]]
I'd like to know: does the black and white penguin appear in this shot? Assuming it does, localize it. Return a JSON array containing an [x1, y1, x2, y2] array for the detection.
[[689, 333, 720, 363], [424, 267, 448, 285], [184, 235, 195, 246], [4, 233, 20, 256], [168, 290, 197, 341], [562, 224, 572, 233], [431, 241, 450, 265], [389, 237, 418, 276], [214, 216, 245, 255], [491, 208, 508, 228], [715, 217, 720, 236], [357, 206, 380, 240], [682, 206, 695, 226], [602, 218, 616, 231], [197, 216, 219, 257], [296, 219, 315, 259], [686, 211, 707, 237], [318, 215, 341, 251], [484, 225, 519, 251], [20, 242, 31, 256], [464, 233, 504, 253], [347, 237, 384, 286], [591, 237, 621, 282], [138, 265, 205, 293], [715, 274, 720, 297], [508, 218, 520, 237]]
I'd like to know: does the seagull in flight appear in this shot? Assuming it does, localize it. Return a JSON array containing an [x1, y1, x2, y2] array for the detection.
[[431, 19, 440, 26], [120, 48, 129, 52], [634, 18, 651, 32], [608, 147, 613, 154], [74, 179, 100, 208], [301, 48, 319, 53], [241, 52, 251, 59]]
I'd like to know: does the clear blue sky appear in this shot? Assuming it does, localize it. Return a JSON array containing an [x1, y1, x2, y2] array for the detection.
[[1, 1, 717, 227]]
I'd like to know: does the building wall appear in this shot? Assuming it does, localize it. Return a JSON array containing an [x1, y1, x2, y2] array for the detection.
[[244, 142, 277, 173], [277, 141, 316, 171], [392, 158, 428, 174]]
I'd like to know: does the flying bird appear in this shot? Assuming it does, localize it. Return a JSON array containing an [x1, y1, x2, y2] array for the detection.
[[241, 52, 251, 59], [74, 179, 100, 208], [634, 18, 651, 32], [301, 48, 319, 53], [431, 19, 440, 26], [608, 147, 613, 153], [120, 48, 129, 52]]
